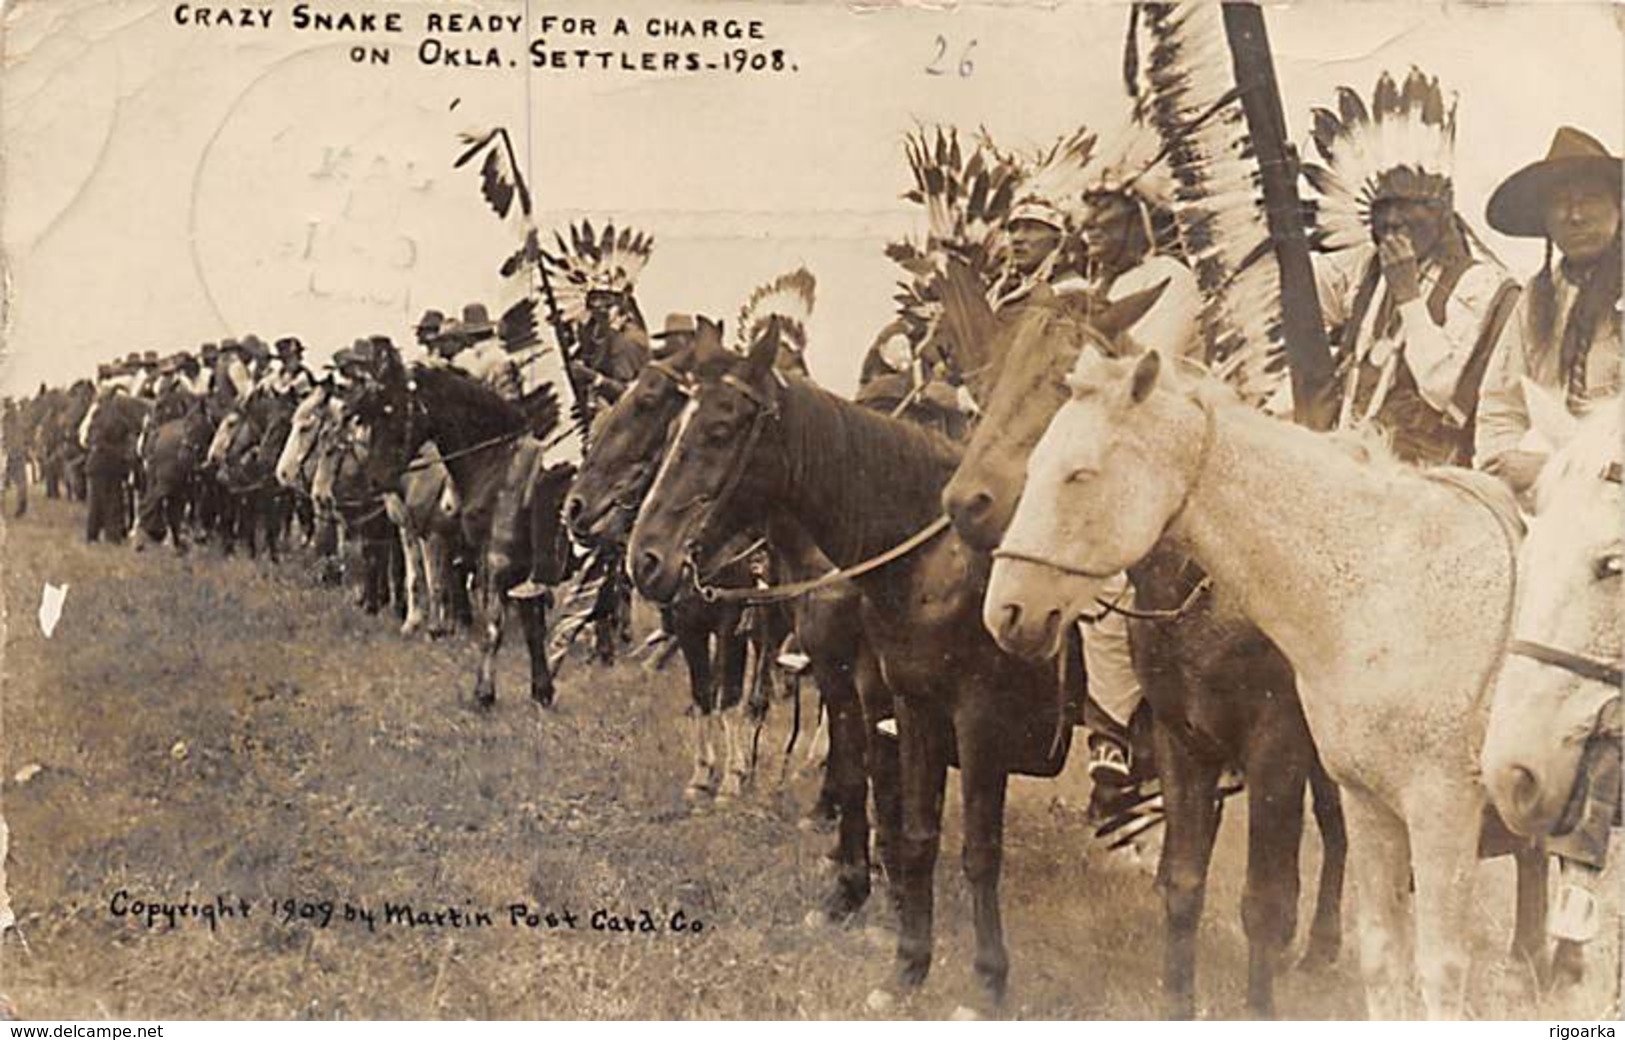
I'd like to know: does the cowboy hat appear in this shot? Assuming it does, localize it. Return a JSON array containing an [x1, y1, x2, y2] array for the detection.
[[139, 350, 160, 368], [275, 336, 304, 358], [1487, 127, 1623, 238], [415, 308, 446, 332], [458, 302, 496, 338], [199, 341, 219, 359], [218, 337, 242, 356], [652, 313, 699, 339]]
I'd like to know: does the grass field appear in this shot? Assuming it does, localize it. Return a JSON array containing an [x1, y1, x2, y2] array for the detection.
[[0, 496, 1618, 1019]]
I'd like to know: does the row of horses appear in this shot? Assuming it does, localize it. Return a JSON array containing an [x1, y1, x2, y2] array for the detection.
[[35, 293, 1614, 1018], [590, 303, 1613, 1018]]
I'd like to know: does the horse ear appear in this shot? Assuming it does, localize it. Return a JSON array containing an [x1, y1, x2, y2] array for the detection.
[[1520, 376, 1579, 451], [693, 317, 728, 364], [1129, 351, 1161, 405], [1094, 278, 1170, 340], [744, 315, 781, 383]]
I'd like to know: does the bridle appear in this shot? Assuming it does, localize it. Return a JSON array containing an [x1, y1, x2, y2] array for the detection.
[[1507, 459, 1624, 690], [991, 390, 1219, 583], [669, 373, 779, 574]]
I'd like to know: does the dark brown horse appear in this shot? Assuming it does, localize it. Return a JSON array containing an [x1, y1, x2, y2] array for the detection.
[[629, 322, 1074, 1014], [569, 327, 895, 922], [345, 352, 571, 708]]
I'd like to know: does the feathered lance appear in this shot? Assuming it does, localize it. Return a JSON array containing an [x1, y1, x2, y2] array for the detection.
[[454, 126, 595, 444], [1218, 4, 1335, 429]]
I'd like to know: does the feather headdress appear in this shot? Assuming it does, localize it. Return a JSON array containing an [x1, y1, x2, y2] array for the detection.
[[887, 126, 1024, 341], [734, 268, 816, 356], [538, 220, 654, 325], [1301, 67, 1458, 251], [1132, 0, 1288, 404]]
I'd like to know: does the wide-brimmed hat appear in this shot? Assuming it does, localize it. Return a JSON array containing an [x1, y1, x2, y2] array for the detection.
[[1487, 127, 1623, 239], [239, 334, 270, 361], [458, 303, 496, 337], [139, 350, 160, 368], [275, 336, 304, 359], [199, 341, 219, 359], [219, 338, 242, 357], [415, 308, 446, 332], [652, 313, 699, 339]]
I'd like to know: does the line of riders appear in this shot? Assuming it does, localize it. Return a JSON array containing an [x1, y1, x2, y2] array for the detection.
[[1, 60, 1619, 1018]]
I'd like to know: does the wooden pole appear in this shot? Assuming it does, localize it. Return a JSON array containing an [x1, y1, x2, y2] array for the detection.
[[1221, 3, 1337, 430]]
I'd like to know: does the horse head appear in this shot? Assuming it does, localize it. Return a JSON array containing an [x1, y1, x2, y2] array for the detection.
[[275, 381, 337, 491], [568, 335, 701, 545], [944, 284, 1168, 551], [983, 346, 1211, 659], [628, 315, 786, 604], [1482, 387, 1623, 838]]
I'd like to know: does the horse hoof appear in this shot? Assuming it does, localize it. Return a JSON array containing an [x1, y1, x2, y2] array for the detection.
[[1298, 944, 1340, 973], [864, 989, 898, 1014], [683, 783, 714, 802]]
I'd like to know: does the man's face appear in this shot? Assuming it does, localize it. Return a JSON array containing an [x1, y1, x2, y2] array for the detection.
[[1371, 198, 1449, 258], [1081, 192, 1141, 267], [1544, 178, 1622, 265], [1008, 219, 1062, 275]]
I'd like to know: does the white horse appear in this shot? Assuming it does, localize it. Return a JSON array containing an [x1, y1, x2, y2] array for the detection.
[[1481, 388, 1621, 839], [985, 347, 1521, 1018]]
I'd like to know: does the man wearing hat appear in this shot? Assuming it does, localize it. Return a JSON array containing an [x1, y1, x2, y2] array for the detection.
[[1476, 126, 1622, 957], [263, 337, 314, 399], [574, 287, 649, 409], [214, 338, 253, 405], [415, 309, 447, 352], [1305, 69, 1522, 468], [1476, 126, 1622, 493]]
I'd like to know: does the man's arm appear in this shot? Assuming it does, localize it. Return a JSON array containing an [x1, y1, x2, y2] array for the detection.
[[1473, 288, 1535, 469]]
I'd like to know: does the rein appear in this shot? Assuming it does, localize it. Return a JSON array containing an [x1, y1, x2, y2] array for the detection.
[[691, 514, 951, 606], [1508, 639, 1623, 689]]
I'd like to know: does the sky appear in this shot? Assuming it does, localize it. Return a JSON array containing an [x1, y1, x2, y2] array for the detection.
[[2, 0, 1622, 396]]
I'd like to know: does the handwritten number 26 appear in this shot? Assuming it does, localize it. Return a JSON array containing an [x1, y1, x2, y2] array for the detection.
[[926, 36, 976, 78]]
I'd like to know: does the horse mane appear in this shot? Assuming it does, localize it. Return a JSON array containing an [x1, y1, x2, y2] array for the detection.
[[1535, 397, 1622, 513], [777, 376, 961, 559], [410, 362, 527, 439]]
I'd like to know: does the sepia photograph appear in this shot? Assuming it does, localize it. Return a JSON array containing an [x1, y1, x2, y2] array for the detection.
[[0, 0, 1621, 1022]]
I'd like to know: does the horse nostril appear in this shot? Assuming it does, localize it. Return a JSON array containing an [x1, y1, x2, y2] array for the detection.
[[1041, 609, 1063, 653], [566, 496, 584, 522], [1507, 766, 1542, 817], [635, 550, 664, 586], [998, 603, 1023, 642]]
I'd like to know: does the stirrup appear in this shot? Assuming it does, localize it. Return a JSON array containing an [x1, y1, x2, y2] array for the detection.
[[507, 579, 550, 601], [777, 650, 812, 675]]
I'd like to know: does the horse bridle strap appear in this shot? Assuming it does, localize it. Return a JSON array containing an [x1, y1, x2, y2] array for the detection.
[[989, 390, 1219, 586], [1509, 639, 1624, 689], [692, 514, 952, 606]]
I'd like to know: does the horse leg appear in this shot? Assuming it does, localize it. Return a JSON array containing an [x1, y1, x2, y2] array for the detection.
[[471, 559, 506, 709], [1406, 782, 1481, 1019], [811, 657, 872, 924], [1301, 755, 1347, 969], [519, 595, 557, 707], [676, 614, 718, 799], [1511, 843, 1550, 967], [1342, 789, 1418, 1019], [716, 616, 752, 800], [954, 698, 1012, 1015], [856, 648, 903, 919], [424, 533, 450, 638], [1240, 729, 1310, 1019], [1152, 720, 1223, 1020], [884, 693, 949, 999], [399, 525, 426, 638]]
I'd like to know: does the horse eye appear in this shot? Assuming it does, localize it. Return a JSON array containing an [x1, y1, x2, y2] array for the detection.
[[1595, 552, 1623, 580]]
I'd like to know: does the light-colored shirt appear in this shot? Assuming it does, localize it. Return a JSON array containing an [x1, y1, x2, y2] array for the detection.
[[1475, 262, 1622, 464], [1317, 241, 1512, 423]]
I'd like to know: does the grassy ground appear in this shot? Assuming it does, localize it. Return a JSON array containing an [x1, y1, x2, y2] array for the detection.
[[0, 496, 1618, 1019]]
